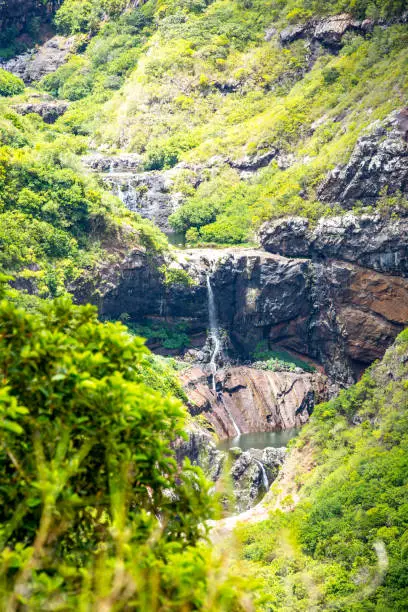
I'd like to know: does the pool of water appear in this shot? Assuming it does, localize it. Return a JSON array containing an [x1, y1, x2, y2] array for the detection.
[[217, 429, 299, 452], [166, 231, 186, 247]]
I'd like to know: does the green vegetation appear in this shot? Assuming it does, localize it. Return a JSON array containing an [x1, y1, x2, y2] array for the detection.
[[0, 0, 408, 608], [159, 264, 197, 287], [0, 105, 168, 297], [238, 330, 408, 610], [252, 342, 316, 372], [127, 319, 192, 353], [0, 69, 24, 97], [42, 0, 408, 244], [0, 283, 250, 610]]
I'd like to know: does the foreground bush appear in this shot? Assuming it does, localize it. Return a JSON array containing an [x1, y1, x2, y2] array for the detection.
[[0, 286, 244, 610]]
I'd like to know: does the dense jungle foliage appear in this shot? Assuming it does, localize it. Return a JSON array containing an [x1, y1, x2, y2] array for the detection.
[[0, 279, 249, 610]]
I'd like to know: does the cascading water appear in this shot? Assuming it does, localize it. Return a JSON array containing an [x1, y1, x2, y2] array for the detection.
[[221, 396, 241, 438], [206, 273, 222, 393], [255, 460, 269, 490], [206, 271, 241, 438]]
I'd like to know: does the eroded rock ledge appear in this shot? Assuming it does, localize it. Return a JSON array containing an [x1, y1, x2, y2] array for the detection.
[[93, 239, 408, 387], [259, 213, 408, 276]]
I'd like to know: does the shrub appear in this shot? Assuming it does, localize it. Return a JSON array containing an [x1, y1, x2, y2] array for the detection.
[[0, 295, 215, 608], [0, 69, 24, 97]]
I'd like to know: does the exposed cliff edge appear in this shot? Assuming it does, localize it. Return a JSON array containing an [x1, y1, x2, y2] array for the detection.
[[317, 109, 408, 206], [1, 35, 75, 83], [259, 213, 408, 276]]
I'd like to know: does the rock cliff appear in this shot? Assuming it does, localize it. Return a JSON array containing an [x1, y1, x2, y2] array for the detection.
[[317, 110, 408, 206], [1, 35, 75, 83], [180, 365, 324, 439], [259, 213, 408, 276], [92, 224, 408, 388]]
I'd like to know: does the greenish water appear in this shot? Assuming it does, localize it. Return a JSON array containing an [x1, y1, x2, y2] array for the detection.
[[167, 231, 186, 247], [217, 429, 299, 452]]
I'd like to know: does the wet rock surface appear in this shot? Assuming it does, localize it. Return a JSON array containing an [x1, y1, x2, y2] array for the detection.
[[174, 421, 287, 513], [90, 239, 408, 387], [83, 154, 195, 233], [179, 365, 324, 439]]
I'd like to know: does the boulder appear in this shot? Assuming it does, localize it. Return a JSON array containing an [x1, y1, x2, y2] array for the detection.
[[174, 421, 287, 513]]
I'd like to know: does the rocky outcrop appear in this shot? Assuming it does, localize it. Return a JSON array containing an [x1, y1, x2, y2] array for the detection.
[[317, 110, 408, 205], [1, 35, 75, 83], [174, 421, 287, 512], [259, 214, 408, 277], [84, 155, 196, 233], [14, 98, 69, 123], [82, 153, 143, 173], [279, 12, 408, 48], [180, 365, 324, 439], [280, 13, 364, 47], [104, 170, 184, 233]]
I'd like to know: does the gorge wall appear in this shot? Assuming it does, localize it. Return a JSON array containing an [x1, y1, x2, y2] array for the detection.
[[89, 212, 408, 390]]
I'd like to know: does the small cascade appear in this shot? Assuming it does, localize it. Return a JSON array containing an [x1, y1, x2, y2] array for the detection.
[[255, 460, 269, 490], [206, 273, 222, 392], [219, 395, 241, 438], [206, 270, 241, 439]]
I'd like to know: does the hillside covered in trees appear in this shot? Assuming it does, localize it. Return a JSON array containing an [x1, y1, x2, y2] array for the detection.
[[0, 0, 407, 609]]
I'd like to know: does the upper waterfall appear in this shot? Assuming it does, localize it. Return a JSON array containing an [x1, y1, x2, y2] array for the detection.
[[206, 273, 222, 392]]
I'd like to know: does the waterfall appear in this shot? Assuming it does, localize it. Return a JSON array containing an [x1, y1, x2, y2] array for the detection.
[[220, 395, 241, 438], [206, 273, 222, 392], [206, 271, 241, 438], [255, 460, 269, 490]]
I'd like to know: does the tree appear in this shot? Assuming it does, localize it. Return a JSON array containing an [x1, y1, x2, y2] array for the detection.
[[0, 288, 215, 609]]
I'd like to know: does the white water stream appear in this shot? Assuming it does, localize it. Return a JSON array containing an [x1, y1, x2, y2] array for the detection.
[[206, 272, 241, 437], [206, 273, 223, 392], [255, 460, 269, 490]]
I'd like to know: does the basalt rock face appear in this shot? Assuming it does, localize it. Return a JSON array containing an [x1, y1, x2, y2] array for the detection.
[[179, 365, 324, 439], [317, 110, 408, 206], [279, 13, 408, 48], [259, 214, 408, 277], [96, 241, 408, 387], [280, 13, 364, 48]]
